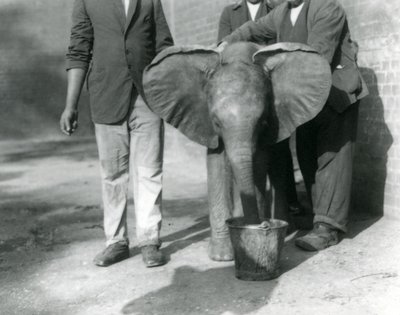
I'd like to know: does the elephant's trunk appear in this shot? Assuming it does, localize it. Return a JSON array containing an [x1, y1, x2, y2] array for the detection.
[[224, 138, 261, 224]]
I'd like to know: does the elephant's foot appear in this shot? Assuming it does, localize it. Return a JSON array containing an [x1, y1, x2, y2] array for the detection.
[[208, 237, 234, 261]]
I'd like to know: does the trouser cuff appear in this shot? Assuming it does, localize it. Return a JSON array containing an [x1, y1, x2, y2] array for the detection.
[[314, 215, 347, 233], [106, 239, 129, 247], [137, 239, 162, 248]]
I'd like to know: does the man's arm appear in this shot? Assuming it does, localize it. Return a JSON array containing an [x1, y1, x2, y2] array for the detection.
[[60, 69, 86, 135], [61, 0, 94, 135], [221, 9, 277, 45], [307, 0, 346, 64], [154, 0, 174, 54], [66, 0, 94, 71], [217, 7, 232, 42]]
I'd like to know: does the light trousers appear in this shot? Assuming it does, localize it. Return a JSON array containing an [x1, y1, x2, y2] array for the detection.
[[95, 94, 163, 247]]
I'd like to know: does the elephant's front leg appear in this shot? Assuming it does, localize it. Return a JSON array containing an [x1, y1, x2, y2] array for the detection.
[[207, 145, 234, 261]]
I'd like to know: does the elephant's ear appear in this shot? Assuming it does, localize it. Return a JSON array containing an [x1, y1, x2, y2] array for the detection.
[[143, 46, 220, 149], [253, 42, 332, 143]]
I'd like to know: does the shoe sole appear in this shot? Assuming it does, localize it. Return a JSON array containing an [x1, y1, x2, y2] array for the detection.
[[93, 253, 130, 267], [295, 238, 339, 252], [295, 239, 319, 251], [145, 260, 166, 268]]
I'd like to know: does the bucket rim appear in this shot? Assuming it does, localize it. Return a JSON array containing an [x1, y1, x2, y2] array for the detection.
[[226, 217, 289, 230]]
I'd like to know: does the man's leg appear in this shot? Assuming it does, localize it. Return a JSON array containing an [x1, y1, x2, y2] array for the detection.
[[129, 95, 165, 267], [296, 103, 359, 250], [93, 121, 130, 266], [313, 103, 359, 231], [296, 121, 318, 207]]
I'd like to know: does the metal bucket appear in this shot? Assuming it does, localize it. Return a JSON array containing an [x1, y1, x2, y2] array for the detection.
[[226, 217, 288, 281]]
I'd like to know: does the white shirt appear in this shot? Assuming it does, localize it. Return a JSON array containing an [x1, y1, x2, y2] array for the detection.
[[290, 2, 305, 26], [123, 0, 130, 16], [247, 2, 261, 21]]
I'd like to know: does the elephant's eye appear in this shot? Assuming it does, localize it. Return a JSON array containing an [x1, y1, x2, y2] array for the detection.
[[213, 119, 222, 131]]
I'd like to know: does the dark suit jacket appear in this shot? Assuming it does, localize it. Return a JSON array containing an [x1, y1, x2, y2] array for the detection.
[[66, 0, 173, 124], [217, 0, 272, 42], [223, 0, 368, 112]]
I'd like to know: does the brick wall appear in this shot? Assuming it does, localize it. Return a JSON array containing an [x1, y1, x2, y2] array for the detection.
[[339, 0, 400, 217], [164, 0, 400, 217]]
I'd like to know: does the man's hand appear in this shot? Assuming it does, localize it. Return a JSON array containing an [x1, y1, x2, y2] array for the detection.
[[215, 41, 228, 53], [60, 108, 79, 136]]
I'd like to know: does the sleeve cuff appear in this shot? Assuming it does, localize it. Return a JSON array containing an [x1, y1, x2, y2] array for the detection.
[[220, 35, 235, 45], [66, 60, 90, 72]]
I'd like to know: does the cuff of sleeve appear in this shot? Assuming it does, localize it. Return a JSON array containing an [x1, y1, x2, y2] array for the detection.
[[66, 60, 90, 72], [220, 35, 235, 45]]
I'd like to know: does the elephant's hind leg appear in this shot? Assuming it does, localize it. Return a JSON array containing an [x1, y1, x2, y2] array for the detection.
[[207, 146, 234, 261]]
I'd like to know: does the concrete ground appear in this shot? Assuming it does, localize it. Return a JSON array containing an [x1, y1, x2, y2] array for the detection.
[[0, 128, 399, 315]]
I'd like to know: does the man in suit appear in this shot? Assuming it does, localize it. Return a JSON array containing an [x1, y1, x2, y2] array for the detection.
[[218, 0, 368, 251], [218, 0, 273, 42], [60, 0, 173, 267], [218, 0, 304, 220]]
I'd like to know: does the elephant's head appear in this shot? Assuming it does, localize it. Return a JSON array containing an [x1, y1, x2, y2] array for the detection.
[[143, 42, 331, 219]]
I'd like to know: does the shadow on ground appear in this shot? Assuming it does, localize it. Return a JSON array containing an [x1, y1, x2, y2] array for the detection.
[[122, 211, 386, 315], [0, 138, 98, 164], [122, 265, 275, 315]]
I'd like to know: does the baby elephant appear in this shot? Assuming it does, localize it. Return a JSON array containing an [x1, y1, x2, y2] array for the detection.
[[143, 42, 331, 261]]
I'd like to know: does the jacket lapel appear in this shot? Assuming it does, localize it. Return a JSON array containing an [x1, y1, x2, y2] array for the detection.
[[256, 1, 271, 20], [240, 0, 250, 24], [277, 2, 290, 42], [125, 0, 139, 33], [112, 0, 126, 33]]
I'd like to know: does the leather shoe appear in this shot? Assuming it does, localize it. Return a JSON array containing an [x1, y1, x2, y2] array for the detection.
[[93, 242, 129, 267], [141, 245, 166, 267], [295, 223, 339, 251]]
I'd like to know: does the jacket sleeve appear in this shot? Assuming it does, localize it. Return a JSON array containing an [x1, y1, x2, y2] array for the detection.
[[217, 7, 232, 42], [307, 0, 346, 64], [66, 0, 94, 71], [154, 0, 174, 54], [222, 8, 277, 44]]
